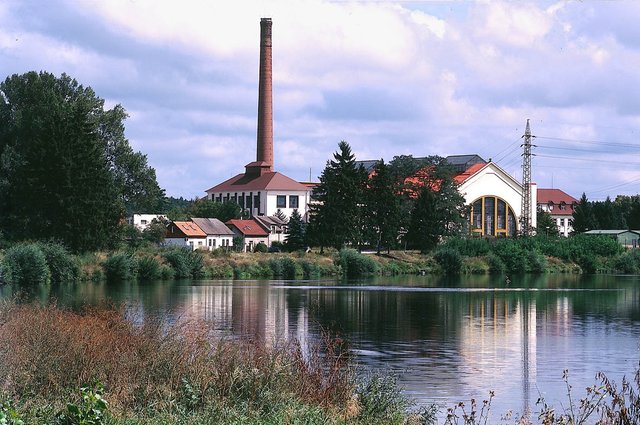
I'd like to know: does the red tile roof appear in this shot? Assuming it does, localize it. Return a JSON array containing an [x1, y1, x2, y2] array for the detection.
[[206, 171, 309, 193], [168, 221, 206, 238], [537, 188, 577, 204], [453, 163, 487, 184], [226, 219, 269, 237]]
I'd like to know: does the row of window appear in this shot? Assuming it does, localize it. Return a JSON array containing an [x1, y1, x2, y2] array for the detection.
[[212, 193, 300, 210], [470, 196, 517, 237], [188, 238, 232, 248], [276, 195, 299, 209]]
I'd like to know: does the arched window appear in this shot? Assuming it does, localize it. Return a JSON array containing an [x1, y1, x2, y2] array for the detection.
[[469, 196, 518, 237]]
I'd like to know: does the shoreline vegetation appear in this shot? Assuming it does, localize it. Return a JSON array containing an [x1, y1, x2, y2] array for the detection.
[[1, 302, 639, 424], [0, 234, 637, 285]]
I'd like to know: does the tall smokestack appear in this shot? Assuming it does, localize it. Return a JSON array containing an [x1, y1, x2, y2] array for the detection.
[[256, 17, 273, 170]]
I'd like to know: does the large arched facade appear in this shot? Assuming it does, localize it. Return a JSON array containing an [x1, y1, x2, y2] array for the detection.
[[457, 162, 536, 237], [470, 196, 518, 237]]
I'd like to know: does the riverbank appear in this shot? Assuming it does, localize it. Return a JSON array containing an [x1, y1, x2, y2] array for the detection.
[[0, 234, 638, 285], [0, 302, 428, 424]]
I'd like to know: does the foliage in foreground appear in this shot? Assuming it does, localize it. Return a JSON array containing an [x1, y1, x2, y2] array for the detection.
[[0, 302, 423, 424]]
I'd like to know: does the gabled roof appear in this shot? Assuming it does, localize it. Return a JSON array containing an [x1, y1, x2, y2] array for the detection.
[[206, 171, 309, 193], [226, 219, 269, 237], [170, 221, 206, 238], [537, 188, 577, 204], [445, 154, 487, 172], [191, 217, 234, 236]]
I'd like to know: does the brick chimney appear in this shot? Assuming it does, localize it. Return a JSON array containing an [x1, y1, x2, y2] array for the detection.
[[246, 18, 273, 177]]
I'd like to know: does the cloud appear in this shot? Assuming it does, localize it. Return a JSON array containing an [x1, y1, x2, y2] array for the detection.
[[2, 0, 640, 201]]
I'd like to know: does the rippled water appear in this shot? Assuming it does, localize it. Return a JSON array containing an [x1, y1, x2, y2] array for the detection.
[[2, 273, 639, 419]]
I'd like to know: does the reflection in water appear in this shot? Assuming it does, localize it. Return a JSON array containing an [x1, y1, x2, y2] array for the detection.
[[1, 274, 639, 419]]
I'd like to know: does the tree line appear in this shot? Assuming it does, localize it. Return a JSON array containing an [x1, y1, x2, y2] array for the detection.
[[304, 141, 467, 253], [572, 193, 640, 233]]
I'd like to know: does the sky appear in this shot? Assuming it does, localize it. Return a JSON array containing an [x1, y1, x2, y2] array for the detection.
[[2, 0, 640, 201]]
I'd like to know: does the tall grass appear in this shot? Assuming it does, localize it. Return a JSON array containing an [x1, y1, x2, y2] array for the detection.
[[0, 302, 392, 424]]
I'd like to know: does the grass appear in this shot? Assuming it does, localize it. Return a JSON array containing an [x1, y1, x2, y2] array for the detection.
[[0, 301, 425, 424]]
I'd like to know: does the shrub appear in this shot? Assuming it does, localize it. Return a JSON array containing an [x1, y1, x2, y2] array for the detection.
[[254, 242, 268, 253], [301, 260, 321, 279], [55, 383, 109, 425], [434, 248, 462, 274], [268, 258, 283, 276], [280, 257, 301, 279], [526, 251, 548, 274], [336, 249, 379, 278], [487, 253, 505, 274], [39, 241, 79, 284], [103, 252, 137, 281], [137, 256, 162, 281], [162, 248, 204, 279], [493, 240, 526, 274], [614, 251, 640, 274], [0, 243, 50, 285], [355, 373, 408, 423]]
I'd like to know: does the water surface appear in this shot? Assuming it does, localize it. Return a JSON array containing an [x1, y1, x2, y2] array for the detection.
[[2, 273, 639, 418]]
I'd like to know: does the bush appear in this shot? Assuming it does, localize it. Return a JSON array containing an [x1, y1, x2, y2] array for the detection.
[[254, 242, 268, 253], [493, 240, 526, 274], [280, 257, 301, 279], [301, 260, 321, 279], [103, 252, 137, 281], [526, 251, 548, 273], [39, 241, 79, 284], [355, 373, 408, 423], [336, 249, 379, 278], [487, 253, 505, 274], [137, 256, 162, 281], [162, 248, 204, 279], [434, 248, 462, 274], [0, 243, 50, 285], [614, 251, 640, 274]]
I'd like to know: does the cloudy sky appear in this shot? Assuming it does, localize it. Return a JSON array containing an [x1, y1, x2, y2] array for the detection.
[[2, 0, 640, 201]]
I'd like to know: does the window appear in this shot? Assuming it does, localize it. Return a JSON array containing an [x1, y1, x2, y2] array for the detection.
[[277, 195, 286, 208], [470, 196, 517, 237], [289, 195, 299, 209], [208, 239, 212, 247], [212, 239, 216, 247], [141, 219, 147, 225]]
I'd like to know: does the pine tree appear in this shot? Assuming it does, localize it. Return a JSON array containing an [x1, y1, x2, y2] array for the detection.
[[285, 209, 306, 252], [536, 209, 560, 237], [307, 141, 367, 252], [364, 159, 400, 253], [572, 193, 597, 234]]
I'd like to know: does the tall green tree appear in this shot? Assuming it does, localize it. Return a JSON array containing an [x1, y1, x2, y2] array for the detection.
[[572, 193, 597, 234], [364, 159, 400, 253], [285, 209, 306, 252], [592, 196, 625, 230], [0, 71, 164, 251], [307, 141, 367, 252], [406, 160, 466, 253]]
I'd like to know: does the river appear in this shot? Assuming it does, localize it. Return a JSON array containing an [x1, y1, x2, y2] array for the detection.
[[2, 273, 639, 419]]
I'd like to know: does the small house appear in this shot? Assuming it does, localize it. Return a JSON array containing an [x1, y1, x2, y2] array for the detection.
[[226, 219, 269, 252], [191, 217, 235, 250], [165, 221, 207, 250], [584, 230, 640, 248]]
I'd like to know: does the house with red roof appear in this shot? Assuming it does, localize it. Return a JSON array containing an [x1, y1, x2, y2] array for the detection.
[[537, 189, 577, 237], [356, 154, 537, 237], [165, 220, 207, 251], [226, 218, 270, 252]]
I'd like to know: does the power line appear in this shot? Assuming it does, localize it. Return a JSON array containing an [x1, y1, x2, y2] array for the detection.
[[536, 135, 640, 150], [536, 153, 640, 166], [536, 144, 640, 156]]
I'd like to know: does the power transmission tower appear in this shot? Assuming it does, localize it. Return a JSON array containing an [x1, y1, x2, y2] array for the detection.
[[520, 119, 534, 236]]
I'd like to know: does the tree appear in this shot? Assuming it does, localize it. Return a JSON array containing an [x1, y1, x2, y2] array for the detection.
[[536, 209, 560, 237], [572, 193, 597, 234], [592, 196, 625, 230], [0, 71, 165, 251], [284, 209, 306, 252], [364, 159, 400, 253], [186, 199, 241, 222], [406, 160, 466, 253], [307, 141, 367, 252]]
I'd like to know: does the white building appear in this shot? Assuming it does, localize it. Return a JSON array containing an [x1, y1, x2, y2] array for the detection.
[[191, 217, 234, 250], [127, 214, 167, 231], [537, 189, 577, 237], [164, 221, 207, 251]]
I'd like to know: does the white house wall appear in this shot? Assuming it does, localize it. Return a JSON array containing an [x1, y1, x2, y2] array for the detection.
[[265, 190, 310, 218], [458, 164, 537, 230], [205, 235, 234, 250], [165, 237, 207, 251]]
